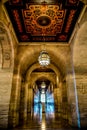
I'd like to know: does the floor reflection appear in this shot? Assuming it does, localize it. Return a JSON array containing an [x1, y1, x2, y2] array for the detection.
[[10, 112, 74, 130], [23, 103, 72, 130], [33, 102, 55, 122], [5, 92, 79, 130]]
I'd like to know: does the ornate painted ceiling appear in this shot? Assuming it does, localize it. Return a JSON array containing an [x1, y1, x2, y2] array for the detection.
[[5, 0, 83, 43]]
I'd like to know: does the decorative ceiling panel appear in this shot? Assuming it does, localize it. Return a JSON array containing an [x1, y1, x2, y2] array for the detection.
[[5, 0, 83, 43]]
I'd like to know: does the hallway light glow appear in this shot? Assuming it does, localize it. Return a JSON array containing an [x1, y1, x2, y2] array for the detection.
[[38, 51, 50, 66]]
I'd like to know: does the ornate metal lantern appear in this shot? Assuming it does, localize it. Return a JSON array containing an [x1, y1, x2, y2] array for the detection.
[[38, 51, 50, 66], [41, 81, 46, 89]]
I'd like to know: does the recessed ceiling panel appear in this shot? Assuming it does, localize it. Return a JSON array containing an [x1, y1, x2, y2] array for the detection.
[[5, 0, 83, 43]]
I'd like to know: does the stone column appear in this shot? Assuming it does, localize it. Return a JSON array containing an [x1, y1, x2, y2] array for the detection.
[[54, 87, 60, 116], [19, 81, 28, 125], [66, 71, 80, 128], [8, 74, 21, 128], [27, 85, 33, 118], [58, 82, 62, 117], [61, 81, 68, 120]]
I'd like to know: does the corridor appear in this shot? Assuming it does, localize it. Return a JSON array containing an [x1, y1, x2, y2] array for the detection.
[[6, 80, 81, 130]]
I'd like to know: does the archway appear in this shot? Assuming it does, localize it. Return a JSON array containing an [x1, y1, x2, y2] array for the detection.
[[73, 21, 87, 127], [0, 21, 14, 128], [8, 42, 80, 128], [33, 78, 55, 121]]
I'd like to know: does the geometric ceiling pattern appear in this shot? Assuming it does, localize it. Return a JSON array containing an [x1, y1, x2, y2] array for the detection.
[[5, 0, 83, 43]]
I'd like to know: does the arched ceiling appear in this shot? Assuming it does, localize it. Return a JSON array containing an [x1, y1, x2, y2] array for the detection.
[[73, 21, 87, 75], [4, 0, 84, 43], [13, 44, 70, 79], [0, 21, 13, 69]]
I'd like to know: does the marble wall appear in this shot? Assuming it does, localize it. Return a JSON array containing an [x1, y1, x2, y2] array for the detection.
[[0, 69, 13, 128]]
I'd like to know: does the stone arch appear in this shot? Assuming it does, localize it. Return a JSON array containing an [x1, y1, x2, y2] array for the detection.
[[25, 63, 60, 79], [30, 74, 56, 89], [14, 44, 68, 79], [0, 20, 14, 128], [73, 21, 87, 69], [0, 21, 14, 69], [73, 8, 87, 127], [25, 63, 60, 86], [73, 5, 87, 76], [63, 6, 87, 128]]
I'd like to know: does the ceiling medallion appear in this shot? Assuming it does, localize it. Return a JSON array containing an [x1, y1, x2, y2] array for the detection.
[[38, 51, 50, 66], [37, 16, 51, 27]]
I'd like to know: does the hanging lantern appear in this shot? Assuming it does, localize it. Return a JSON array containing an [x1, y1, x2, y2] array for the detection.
[[38, 51, 50, 66], [41, 81, 46, 89]]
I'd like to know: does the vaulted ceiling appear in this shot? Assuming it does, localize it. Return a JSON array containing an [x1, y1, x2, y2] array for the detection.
[[4, 0, 84, 43], [1, 0, 86, 87]]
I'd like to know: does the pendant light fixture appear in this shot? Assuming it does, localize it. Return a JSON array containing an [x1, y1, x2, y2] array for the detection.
[[41, 81, 46, 89], [38, 50, 50, 66], [38, 29, 50, 66]]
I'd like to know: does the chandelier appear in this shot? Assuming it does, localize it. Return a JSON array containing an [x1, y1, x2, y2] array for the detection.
[[38, 51, 50, 66], [41, 81, 46, 88]]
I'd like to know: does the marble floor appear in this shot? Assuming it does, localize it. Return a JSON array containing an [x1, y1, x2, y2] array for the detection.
[[5, 113, 80, 130]]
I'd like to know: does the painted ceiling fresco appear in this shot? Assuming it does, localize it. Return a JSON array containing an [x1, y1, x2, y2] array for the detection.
[[5, 0, 83, 43]]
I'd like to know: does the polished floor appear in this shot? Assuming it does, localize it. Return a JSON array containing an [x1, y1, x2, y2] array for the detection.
[[7, 113, 80, 130], [0, 102, 81, 130]]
